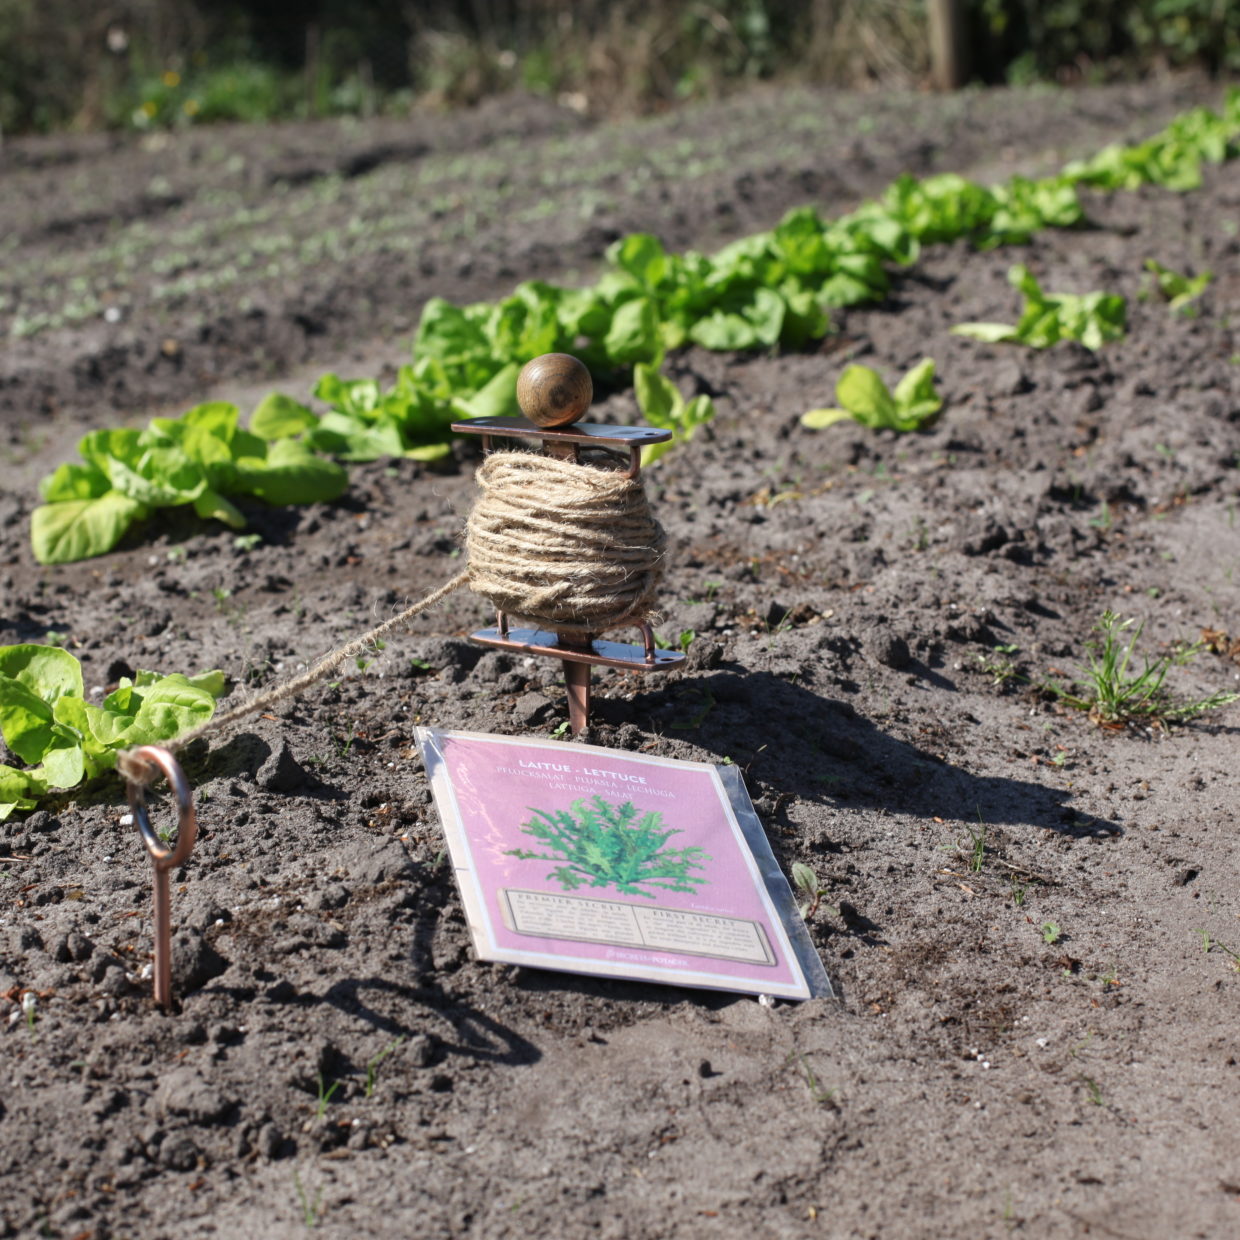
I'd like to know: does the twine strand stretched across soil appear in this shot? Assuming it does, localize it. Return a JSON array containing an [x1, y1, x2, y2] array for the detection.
[[117, 452, 665, 787], [116, 570, 471, 787]]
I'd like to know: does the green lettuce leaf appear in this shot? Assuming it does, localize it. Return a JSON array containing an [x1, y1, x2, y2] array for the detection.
[[250, 392, 319, 439], [412, 298, 500, 391], [0, 643, 85, 702], [604, 297, 663, 366], [609, 233, 673, 290], [232, 439, 349, 505], [40, 737, 86, 789], [952, 265, 1125, 351], [39, 462, 111, 502], [30, 492, 148, 565], [0, 763, 41, 820], [187, 669, 228, 698], [314, 374, 382, 420], [50, 694, 111, 770], [798, 407, 855, 430], [77, 427, 208, 507], [306, 412, 408, 462], [891, 358, 944, 428], [0, 647, 88, 782], [0, 674, 57, 765], [834, 365, 898, 424], [1143, 259, 1213, 311], [485, 283, 566, 363], [950, 321, 1021, 343], [169, 401, 240, 437], [690, 287, 785, 350], [634, 363, 679, 428], [193, 488, 247, 529], [452, 362, 520, 421], [116, 674, 218, 746]]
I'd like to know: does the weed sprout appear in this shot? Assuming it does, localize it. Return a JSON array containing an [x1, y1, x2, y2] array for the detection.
[[294, 1170, 324, 1228], [364, 1037, 406, 1098], [314, 1073, 340, 1119]]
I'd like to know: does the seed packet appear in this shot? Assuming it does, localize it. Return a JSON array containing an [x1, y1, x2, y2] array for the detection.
[[417, 728, 831, 999]]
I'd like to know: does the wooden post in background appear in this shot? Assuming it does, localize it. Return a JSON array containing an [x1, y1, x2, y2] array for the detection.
[[928, 0, 969, 91]]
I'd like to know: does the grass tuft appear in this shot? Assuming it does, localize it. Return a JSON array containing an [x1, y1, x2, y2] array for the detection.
[[1046, 610, 1238, 729]]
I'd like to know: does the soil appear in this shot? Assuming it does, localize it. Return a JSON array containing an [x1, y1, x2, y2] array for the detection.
[[2, 77, 1240, 1240]]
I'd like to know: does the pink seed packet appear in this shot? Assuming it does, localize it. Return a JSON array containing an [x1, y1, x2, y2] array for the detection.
[[417, 728, 831, 1000]]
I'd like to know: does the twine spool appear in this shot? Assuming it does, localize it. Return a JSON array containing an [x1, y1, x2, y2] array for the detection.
[[465, 450, 666, 634]]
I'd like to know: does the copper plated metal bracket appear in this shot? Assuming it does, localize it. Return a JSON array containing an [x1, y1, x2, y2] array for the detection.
[[452, 415, 685, 734], [125, 745, 197, 1010], [456, 416, 664, 480]]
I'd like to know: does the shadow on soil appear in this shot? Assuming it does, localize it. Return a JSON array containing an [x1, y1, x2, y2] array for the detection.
[[321, 975, 542, 1068], [625, 669, 1120, 839]]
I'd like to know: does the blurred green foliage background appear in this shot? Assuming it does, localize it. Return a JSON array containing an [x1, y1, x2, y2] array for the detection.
[[2, 0, 1238, 136]]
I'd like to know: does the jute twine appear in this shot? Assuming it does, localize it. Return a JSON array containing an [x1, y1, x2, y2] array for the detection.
[[118, 450, 665, 787], [465, 451, 665, 634]]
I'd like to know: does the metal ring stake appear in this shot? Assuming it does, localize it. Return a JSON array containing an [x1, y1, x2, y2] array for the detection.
[[453, 353, 685, 735], [125, 745, 197, 1010]]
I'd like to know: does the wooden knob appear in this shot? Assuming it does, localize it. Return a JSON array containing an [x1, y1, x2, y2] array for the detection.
[[516, 353, 592, 428]]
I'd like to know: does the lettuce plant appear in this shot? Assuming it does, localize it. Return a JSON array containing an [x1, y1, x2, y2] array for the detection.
[[800, 358, 942, 432], [505, 796, 710, 898], [952, 264, 1126, 351], [0, 644, 224, 819], [32, 399, 348, 564], [1142, 259, 1213, 311], [305, 360, 515, 463], [634, 363, 717, 465]]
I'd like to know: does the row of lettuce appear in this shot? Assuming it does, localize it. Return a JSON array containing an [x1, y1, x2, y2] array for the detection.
[[29, 89, 1240, 567]]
